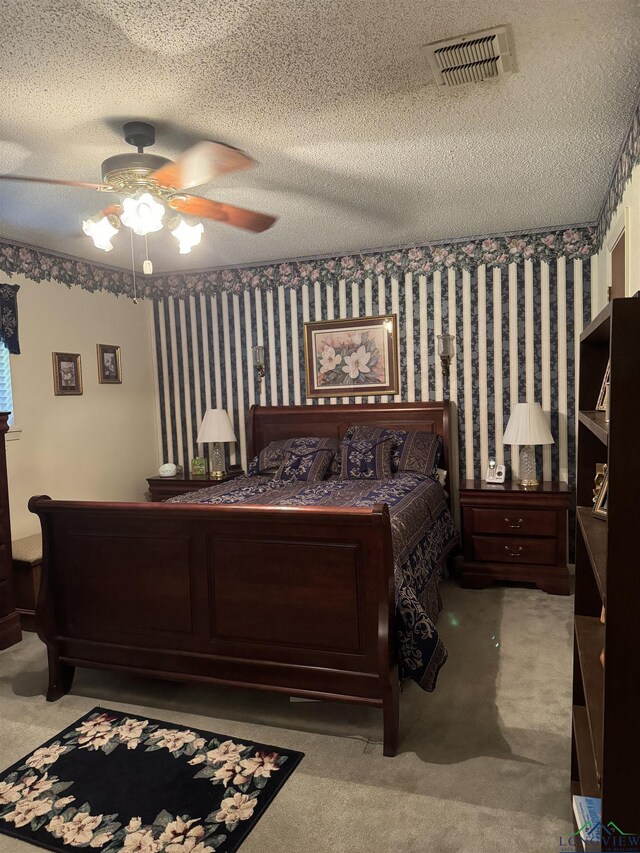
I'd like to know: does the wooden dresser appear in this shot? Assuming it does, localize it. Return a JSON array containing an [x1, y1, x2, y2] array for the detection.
[[459, 480, 570, 595], [0, 412, 22, 648]]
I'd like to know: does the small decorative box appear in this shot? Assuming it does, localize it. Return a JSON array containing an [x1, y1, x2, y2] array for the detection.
[[191, 457, 207, 476]]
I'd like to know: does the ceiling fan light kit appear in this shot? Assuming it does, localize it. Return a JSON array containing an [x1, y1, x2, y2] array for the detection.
[[170, 219, 205, 254], [0, 120, 277, 262], [120, 192, 165, 236], [82, 214, 120, 253]]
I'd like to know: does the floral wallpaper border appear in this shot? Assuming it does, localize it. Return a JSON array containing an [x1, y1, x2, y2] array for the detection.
[[597, 89, 640, 244], [0, 226, 597, 301]]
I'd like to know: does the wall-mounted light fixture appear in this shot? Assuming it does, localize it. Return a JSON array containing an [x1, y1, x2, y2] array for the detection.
[[252, 345, 266, 380], [437, 333, 455, 374]]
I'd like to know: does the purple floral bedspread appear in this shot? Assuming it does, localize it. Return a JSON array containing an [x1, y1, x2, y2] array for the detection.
[[169, 474, 459, 691]]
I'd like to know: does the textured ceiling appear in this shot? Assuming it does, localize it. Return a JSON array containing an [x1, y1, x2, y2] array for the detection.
[[0, 0, 639, 274]]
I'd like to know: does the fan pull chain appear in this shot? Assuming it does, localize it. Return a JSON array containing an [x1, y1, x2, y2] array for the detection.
[[143, 234, 153, 276], [130, 229, 138, 304]]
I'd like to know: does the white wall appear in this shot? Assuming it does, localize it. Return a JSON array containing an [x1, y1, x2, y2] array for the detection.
[[7, 275, 159, 539], [593, 162, 640, 311]]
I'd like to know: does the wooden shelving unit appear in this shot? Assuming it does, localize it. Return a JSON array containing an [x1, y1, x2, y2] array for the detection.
[[571, 296, 640, 843], [577, 411, 609, 446]]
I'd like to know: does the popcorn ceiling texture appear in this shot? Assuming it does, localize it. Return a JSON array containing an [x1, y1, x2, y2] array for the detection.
[[0, 0, 639, 275]]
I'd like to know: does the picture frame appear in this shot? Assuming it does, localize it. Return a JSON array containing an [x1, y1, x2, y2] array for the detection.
[[592, 470, 609, 520], [97, 344, 122, 384], [303, 314, 399, 398], [191, 457, 207, 476], [596, 360, 611, 411], [593, 463, 608, 506], [52, 352, 83, 396]]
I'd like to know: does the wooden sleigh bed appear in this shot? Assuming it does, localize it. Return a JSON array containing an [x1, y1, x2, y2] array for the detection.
[[30, 401, 451, 757]]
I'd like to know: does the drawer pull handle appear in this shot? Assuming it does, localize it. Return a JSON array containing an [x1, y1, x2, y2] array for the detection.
[[504, 545, 524, 557], [504, 517, 523, 529]]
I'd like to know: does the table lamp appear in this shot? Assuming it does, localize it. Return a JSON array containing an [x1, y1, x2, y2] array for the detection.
[[196, 409, 237, 479], [503, 402, 554, 487]]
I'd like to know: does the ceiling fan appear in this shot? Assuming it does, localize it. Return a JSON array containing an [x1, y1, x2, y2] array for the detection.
[[0, 121, 277, 255]]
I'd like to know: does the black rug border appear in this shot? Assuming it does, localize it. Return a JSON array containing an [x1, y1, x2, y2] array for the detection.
[[0, 705, 304, 853]]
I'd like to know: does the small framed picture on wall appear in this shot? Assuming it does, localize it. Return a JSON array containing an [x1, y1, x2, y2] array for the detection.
[[97, 344, 122, 384], [52, 352, 83, 395]]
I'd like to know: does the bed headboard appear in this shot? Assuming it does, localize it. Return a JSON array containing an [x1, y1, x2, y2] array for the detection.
[[248, 401, 451, 473]]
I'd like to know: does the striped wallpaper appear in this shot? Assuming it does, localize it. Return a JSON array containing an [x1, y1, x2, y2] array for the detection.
[[152, 258, 594, 515]]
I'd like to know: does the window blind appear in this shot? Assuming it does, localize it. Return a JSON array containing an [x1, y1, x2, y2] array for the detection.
[[0, 343, 14, 426]]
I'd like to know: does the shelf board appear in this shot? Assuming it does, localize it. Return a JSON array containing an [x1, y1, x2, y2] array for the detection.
[[578, 411, 609, 445], [575, 616, 604, 782], [572, 705, 600, 797], [576, 507, 607, 602], [580, 300, 611, 344]]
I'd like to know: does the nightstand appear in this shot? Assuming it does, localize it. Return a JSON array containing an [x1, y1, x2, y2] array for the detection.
[[459, 480, 570, 595], [147, 467, 244, 502]]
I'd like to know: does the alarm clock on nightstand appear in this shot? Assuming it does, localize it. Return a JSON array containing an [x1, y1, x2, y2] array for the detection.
[[158, 463, 177, 478]]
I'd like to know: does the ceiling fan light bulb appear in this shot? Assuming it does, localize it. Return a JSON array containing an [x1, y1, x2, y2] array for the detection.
[[171, 219, 204, 254], [121, 192, 165, 236], [82, 215, 118, 252]]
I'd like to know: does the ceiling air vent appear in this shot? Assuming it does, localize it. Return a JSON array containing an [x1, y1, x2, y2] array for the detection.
[[424, 26, 513, 88]]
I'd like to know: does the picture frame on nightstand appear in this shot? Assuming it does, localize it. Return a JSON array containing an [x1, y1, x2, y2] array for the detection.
[[191, 457, 207, 476]]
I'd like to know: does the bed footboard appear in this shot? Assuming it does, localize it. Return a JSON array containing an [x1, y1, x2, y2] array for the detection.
[[29, 496, 399, 756]]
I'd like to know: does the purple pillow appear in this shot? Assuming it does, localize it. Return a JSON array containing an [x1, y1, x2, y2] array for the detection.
[[345, 426, 442, 477], [340, 438, 393, 480], [248, 437, 340, 476], [274, 448, 334, 482]]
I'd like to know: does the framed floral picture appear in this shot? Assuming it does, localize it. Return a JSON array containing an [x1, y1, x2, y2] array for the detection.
[[303, 315, 399, 398], [97, 344, 122, 384], [52, 352, 83, 396]]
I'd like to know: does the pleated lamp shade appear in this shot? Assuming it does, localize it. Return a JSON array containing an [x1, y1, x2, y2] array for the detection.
[[196, 409, 237, 444], [503, 402, 554, 446]]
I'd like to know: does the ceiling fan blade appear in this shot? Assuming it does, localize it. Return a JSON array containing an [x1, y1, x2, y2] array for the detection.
[[151, 142, 255, 190], [99, 203, 124, 218], [168, 194, 276, 233], [0, 174, 111, 190]]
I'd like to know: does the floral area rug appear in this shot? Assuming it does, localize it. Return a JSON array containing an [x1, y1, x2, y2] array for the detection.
[[0, 707, 303, 853]]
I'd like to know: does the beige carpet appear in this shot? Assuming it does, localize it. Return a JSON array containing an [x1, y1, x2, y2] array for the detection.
[[0, 580, 573, 853]]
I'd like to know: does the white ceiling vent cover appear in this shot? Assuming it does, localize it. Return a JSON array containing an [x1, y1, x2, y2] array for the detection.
[[425, 26, 513, 88]]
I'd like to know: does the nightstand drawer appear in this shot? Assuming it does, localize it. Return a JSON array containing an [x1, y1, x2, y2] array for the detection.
[[472, 535, 557, 566], [470, 508, 557, 537]]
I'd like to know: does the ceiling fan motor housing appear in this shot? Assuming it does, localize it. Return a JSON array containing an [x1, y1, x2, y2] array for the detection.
[[123, 121, 156, 151], [101, 153, 173, 190], [100, 122, 175, 191]]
